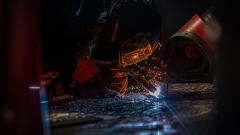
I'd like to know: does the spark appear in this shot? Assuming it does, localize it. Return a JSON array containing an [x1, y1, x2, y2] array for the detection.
[[149, 86, 161, 98]]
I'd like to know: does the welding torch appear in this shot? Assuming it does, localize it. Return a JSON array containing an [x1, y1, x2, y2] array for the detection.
[[110, 67, 156, 93]]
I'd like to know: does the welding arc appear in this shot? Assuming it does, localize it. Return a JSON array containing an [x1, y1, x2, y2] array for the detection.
[[128, 71, 156, 93]]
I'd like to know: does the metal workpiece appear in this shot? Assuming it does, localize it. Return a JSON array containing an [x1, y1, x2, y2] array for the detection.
[[50, 83, 216, 135]]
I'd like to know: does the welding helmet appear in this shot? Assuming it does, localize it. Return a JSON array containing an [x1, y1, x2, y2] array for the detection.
[[92, 0, 161, 66]]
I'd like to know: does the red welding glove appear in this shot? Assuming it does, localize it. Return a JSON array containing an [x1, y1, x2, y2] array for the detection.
[[73, 58, 100, 83]]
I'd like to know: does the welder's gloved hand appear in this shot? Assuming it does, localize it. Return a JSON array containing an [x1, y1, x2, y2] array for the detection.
[[90, 61, 129, 94], [68, 58, 116, 98], [105, 70, 128, 94], [71, 58, 130, 97], [73, 58, 100, 83]]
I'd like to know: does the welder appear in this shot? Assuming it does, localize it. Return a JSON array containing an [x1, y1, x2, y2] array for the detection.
[[39, 0, 162, 98]]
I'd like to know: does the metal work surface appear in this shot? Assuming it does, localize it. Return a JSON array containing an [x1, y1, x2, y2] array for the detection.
[[50, 83, 216, 135]]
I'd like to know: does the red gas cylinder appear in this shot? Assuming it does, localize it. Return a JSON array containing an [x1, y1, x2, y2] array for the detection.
[[1, 0, 49, 134], [163, 12, 220, 82]]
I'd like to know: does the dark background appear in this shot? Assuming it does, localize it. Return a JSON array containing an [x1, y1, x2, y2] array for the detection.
[[1, 0, 239, 135], [152, 0, 215, 41]]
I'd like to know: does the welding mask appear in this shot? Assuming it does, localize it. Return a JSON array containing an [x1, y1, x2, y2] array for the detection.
[[118, 33, 154, 67], [92, 0, 161, 63]]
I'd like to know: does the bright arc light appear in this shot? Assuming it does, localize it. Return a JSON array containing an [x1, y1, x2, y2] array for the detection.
[[149, 86, 161, 98]]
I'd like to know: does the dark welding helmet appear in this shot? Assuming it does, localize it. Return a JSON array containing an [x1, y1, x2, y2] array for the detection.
[[118, 33, 153, 67], [92, 0, 161, 66]]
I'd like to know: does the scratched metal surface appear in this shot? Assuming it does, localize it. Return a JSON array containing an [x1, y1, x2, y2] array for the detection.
[[49, 83, 216, 135]]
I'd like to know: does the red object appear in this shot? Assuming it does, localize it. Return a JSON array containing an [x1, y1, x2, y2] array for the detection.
[[163, 13, 217, 82], [178, 14, 215, 48], [1, 0, 46, 134], [40, 71, 59, 86], [73, 58, 99, 83]]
